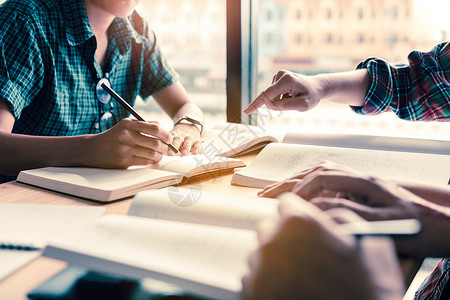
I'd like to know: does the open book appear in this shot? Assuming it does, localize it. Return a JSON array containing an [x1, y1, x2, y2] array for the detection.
[[41, 188, 278, 300], [202, 123, 450, 158], [231, 142, 450, 189], [17, 155, 245, 202], [201, 123, 284, 157]]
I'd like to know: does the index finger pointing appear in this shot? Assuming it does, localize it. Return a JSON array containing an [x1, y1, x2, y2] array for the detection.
[[243, 79, 292, 114], [243, 91, 271, 114]]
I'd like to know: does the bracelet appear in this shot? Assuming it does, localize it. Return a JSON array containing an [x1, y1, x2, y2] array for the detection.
[[174, 114, 203, 134]]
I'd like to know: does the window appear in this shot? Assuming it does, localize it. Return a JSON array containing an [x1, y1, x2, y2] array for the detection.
[[255, 0, 450, 140], [136, 0, 227, 129]]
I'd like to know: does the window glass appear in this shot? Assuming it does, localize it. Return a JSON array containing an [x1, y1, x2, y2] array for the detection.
[[136, 0, 227, 129], [257, 0, 450, 139]]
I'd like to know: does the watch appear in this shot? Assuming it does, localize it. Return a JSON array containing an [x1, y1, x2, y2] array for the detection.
[[174, 114, 204, 134]]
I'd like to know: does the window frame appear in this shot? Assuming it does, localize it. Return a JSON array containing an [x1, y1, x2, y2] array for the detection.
[[226, 0, 258, 124]]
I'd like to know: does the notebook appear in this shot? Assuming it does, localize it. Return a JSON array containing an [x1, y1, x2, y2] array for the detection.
[[41, 189, 420, 300], [17, 155, 245, 202], [41, 188, 278, 300], [231, 143, 450, 189]]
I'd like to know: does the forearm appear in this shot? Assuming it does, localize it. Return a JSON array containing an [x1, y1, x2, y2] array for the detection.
[[153, 81, 204, 123], [394, 179, 450, 207], [171, 102, 204, 124], [0, 132, 91, 176], [314, 69, 370, 107]]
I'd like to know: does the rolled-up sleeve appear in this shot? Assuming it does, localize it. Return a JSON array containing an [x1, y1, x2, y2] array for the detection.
[[0, 11, 44, 119], [353, 42, 450, 121]]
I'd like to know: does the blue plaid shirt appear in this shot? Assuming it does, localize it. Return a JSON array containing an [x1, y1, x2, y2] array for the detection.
[[0, 0, 178, 182], [0, 0, 178, 136]]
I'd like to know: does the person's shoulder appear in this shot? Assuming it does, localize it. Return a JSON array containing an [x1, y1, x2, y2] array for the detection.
[[0, 0, 59, 22]]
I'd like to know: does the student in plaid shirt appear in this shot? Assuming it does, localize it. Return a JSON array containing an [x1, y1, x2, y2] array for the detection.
[[0, 0, 204, 183], [242, 44, 450, 300]]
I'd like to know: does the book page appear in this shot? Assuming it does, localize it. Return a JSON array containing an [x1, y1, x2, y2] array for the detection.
[[128, 188, 278, 230], [283, 132, 450, 155], [0, 204, 104, 281], [232, 143, 450, 188], [0, 250, 40, 282], [201, 123, 285, 157], [151, 155, 246, 177], [17, 167, 182, 201], [0, 204, 104, 247], [43, 215, 257, 299]]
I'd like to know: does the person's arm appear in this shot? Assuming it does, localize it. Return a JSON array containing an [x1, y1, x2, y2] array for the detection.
[[257, 161, 450, 257], [242, 193, 404, 300], [153, 82, 204, 156], [392, 179, 450, 207], [245, 43, 450, 120], [290, 163, 450, 258], [0, 98, 173, 177], [243, 69, 369, 114]]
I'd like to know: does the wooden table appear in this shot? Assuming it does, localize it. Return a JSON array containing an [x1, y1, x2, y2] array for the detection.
[[0, 152, 423, 300]]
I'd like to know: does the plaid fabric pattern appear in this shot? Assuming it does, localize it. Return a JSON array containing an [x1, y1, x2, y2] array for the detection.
[[354, 42, 450, 121], [0, 0, 178, 137], [414, 258, 450, 300]]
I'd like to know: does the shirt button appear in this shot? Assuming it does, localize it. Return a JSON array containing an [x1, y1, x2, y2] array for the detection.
[[94, 122, 99, 129]]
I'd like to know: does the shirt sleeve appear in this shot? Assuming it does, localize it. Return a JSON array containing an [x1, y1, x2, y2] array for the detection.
[[137, 15, 179, 99], [353, 42, 450, 121], [0, 10, 44, 119]]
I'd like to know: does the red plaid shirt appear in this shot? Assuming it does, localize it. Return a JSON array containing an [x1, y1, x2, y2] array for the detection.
[[414, 258, 450, 300]]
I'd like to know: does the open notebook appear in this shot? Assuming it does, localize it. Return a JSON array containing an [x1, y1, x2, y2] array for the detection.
[[41, 188, 278, 300], [40, 189, 419, 299], [231, 142, 450, 189], [17, 155, 245, 202], [202, 122, 450, 158]]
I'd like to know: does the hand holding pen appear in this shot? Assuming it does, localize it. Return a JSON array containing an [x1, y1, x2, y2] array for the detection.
[[101, 83, 182, 157]]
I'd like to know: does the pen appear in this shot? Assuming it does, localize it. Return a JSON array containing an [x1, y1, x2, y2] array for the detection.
[[339, 219, 421, 237], [101, 83, 182, 157]]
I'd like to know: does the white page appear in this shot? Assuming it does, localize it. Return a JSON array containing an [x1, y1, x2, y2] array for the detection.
[[129, 188, 278, 230], [283, 132, 450, 155], [201, 123, 285, 157], [44, 215, 257, 300], [233, 143, 450, 187], [0, 204, 104, 281], [0, 204, 105, 247], [152, 155, 245, 176], [0, 203, 105, 246], [17, 166, 180, 201], [0, 250, 40, 282]]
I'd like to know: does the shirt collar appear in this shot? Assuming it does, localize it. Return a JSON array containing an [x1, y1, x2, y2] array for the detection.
[[60, 0, 94, 46], [60, 0, 143, 53], [109, 12, 144, 55]]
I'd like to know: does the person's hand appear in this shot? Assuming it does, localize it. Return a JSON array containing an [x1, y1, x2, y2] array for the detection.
[[273, 162, 450, 257], [84, 118, 172, 168], [242, 193, 404, 300], [258, 161, 354, 198], [169, 123, 202, 156], [243, 70, 322, 114]]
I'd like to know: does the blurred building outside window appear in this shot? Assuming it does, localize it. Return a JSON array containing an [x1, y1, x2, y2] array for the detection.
[[256, 0, 450, 140]]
